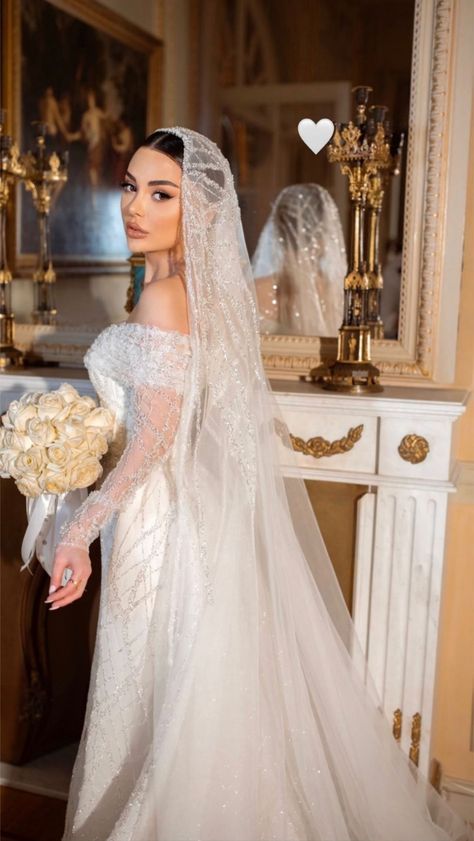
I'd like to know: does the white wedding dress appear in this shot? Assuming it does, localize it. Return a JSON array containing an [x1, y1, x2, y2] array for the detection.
[[60, 321, 199, 840], [58, 128, 472, 841]]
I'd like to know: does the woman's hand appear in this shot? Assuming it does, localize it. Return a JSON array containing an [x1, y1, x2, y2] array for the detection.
[[45, 544, 92, 611]]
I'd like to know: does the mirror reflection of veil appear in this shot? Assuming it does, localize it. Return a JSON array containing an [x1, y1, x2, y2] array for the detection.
[[251, 184, 347, 336]]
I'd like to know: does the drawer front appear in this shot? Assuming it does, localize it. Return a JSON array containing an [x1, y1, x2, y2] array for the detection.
[[378, 417, 452, 481], [274, 409, 377, 475]]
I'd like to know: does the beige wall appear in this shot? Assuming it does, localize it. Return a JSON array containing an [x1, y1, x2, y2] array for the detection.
[[431, 108, 474, 783]]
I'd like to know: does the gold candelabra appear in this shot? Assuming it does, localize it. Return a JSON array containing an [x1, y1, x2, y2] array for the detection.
[[309, 86, 404, 393], [0, 110, 25, 368], [0, 112, 70, 367], [22, 122, 68, 325]]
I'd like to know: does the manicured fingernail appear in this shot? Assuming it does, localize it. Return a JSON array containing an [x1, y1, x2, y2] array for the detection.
[[49, 604, 60, 610], [49, 585, 57, 594], [44, 598, 52, 603]]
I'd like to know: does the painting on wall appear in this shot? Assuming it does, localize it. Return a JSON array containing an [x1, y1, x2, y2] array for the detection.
[[3, 0, 162, 274]]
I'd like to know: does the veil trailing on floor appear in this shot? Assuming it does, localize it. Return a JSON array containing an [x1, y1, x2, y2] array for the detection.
[[251, 183, 346, 336], [104, 128, 471, 841]]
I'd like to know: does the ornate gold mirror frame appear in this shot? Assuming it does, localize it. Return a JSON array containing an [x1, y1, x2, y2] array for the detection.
[[260, 0, 472, 385]]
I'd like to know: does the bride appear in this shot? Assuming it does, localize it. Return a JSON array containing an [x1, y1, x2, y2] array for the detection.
[[47, 127, 472, 841], [251, 183, 346, 336]]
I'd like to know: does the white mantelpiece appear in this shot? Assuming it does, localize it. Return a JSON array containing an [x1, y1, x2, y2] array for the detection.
[[0, 369, 469, 781]]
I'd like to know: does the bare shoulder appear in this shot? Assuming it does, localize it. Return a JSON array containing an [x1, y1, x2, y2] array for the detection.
[[129, 274, 189, 335]]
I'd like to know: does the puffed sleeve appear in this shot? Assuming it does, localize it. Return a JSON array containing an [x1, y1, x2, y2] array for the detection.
[[58, 324, 192, 551]]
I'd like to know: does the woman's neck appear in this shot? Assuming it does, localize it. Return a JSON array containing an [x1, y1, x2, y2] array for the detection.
[[144, 249, 184, 285]]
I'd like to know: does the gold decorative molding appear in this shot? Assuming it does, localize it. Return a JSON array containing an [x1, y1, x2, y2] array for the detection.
[[260, 0, 458, 384], [398, 434, 430, 464], [430, 757, 443, 794], [393, 708, 402, 741], [274, 419, 364, 459], [409, 712, 422, 766]]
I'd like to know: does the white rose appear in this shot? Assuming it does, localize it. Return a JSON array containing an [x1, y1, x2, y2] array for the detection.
[[0, 449, 19, 477], [26, 417, 57, 446], [47, 440, 72, 468], [2, 400, 18, 429], [54, 395, 97, 424], [70, 455, 102, 489], [67, 397, 95, 421], [54, 419, 87, 449], [36, 392, 66, 421], [0, 421, 34, 476], [0, 429, 32, 452], [39, 464, 71, 495], [20, 392, 41, 407], [83, 407, 114, 438], [85, 429, 109, 458], [7, 401, 37, 432], [0, 429, 34, 476], [51, 402, 73, 423], [14, 447, 46, 477], [16, 474, 42, 497], [57, 383, 81, 404]]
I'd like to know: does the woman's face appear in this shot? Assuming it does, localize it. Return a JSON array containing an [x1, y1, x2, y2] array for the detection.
[[120, 146, 182, 254]]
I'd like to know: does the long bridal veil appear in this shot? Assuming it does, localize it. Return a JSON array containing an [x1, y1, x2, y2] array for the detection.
[[251, 183, 346, 336], [109, 128, 472, 841]]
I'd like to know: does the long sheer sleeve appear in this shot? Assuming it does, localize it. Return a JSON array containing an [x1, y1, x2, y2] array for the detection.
[[58, 323, 192, 551]]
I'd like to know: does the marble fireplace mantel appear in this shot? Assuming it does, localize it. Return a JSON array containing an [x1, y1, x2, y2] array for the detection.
[[271, 378, 468, 781], [0, 368, 469, 781]]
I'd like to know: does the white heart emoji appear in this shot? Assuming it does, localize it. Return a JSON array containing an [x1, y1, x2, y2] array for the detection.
[[298, 118, 335, 155]]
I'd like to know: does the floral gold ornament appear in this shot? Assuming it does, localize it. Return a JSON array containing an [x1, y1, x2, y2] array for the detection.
[[393, 708, 402, 741], [274, 417, 363, 458], [398, 434, 430, 464], [308, 86, 404, 393], [409, 712, 422, 766]]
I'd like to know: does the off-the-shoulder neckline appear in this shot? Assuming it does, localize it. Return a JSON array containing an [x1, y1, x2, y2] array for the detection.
[[107, 321, 191, 341]]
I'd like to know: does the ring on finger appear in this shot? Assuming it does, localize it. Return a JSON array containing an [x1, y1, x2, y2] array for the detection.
[[70, 577, 83, 589]]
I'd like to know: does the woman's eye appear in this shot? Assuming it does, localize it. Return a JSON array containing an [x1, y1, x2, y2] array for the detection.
[[152, 191, 171, 201], [120, 181, 135, 192]]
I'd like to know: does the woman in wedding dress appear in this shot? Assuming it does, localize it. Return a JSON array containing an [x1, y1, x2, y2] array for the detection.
[[251, 183, 346, 336], [47, 127, 472, 841]]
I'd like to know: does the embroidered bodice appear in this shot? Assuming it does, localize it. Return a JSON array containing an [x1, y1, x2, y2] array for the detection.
[[58, 322, 192, 551]]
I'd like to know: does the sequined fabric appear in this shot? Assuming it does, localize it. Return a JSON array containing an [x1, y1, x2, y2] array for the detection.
[[59, 323, 192, 550], [251, 183, 346, 336], [60, 321, 196, 840]]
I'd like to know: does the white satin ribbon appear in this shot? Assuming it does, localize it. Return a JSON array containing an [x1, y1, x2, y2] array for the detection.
[[21, 488, 88, 583]]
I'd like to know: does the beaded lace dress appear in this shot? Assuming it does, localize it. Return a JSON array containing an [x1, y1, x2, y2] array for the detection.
[[58, 128, 472, 841]]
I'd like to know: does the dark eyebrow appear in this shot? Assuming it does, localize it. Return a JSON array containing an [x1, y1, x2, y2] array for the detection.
[[125, 171, 179, 189]]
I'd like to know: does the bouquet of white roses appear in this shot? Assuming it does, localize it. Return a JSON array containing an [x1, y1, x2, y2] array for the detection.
[[0, 383, 114, 577]]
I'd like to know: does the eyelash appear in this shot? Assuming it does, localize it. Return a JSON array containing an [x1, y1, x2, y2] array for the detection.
[[119, 181, 171, 201]]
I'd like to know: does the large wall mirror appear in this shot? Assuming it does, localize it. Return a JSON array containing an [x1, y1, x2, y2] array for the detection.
[[194, 0, 465, 382]]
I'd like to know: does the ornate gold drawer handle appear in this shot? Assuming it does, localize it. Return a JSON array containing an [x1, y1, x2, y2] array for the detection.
[[398, 434, 430, 464], [274, 418, 364, 459], [392, 708, 422, 769]]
